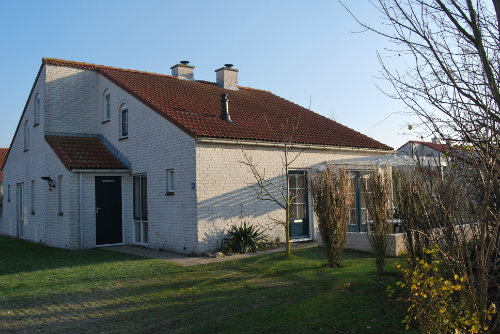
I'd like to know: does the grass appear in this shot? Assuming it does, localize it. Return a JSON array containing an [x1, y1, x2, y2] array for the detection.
[[0, 236, 415, 334]]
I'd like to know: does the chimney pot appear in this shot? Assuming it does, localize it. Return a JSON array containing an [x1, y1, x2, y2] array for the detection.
[[170, 61, 195, 80], [215, 64, 239, 90], [220, 93, 233, 123]]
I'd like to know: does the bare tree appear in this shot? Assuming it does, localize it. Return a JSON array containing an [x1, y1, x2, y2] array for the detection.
[[240, 119, 304, 256], [344, 0, 500, 330]]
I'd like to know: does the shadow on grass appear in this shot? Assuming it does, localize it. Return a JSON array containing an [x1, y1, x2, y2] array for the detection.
[[0, 236, 412, 334], [0, 236, 144, 275]]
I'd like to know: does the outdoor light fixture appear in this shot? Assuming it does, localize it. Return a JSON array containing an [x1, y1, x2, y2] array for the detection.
[[40, 176, 56, 190]]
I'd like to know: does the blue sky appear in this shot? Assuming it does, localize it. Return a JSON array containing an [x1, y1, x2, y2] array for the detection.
[[0, 0, 422, 149]]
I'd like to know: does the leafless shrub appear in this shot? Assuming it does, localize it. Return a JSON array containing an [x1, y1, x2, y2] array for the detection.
[[311, 167, 352, 268]]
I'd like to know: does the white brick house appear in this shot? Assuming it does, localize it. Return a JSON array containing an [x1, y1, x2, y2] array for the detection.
[[0, 59, 392, 253]]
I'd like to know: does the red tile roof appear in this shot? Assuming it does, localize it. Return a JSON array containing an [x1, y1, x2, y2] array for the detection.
[[0, 148, 8, 183], [45, 135, 128, 170], [43, 58, 392, 150]]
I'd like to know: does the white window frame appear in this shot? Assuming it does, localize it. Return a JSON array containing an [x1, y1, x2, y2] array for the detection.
[[30, 180, 35, 215], [103, 90, 111, 122], [133, 174, 148, 244], [166, 169, 174, 195], [23, 120, 29, 151], [17, 183, 24, 237], [120, 104, 128, 138], [34, 94, 40, 126]]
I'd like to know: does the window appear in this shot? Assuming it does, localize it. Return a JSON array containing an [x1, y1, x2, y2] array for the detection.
[[102, 90, 111, 121], [120, 105, 128, 138], [30, 180, 35, 215], [166, 169, 174, 195], [133, 175, 148, 244], [7, 184, 10, 202], [57, 175, 63, 216], [17, 183, 24, 237], [34, 94, 40, 126], [23, 120, 29, 151], [347, 171, 372, 232]]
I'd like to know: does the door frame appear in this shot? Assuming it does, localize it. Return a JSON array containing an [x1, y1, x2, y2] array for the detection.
[[94, 175, 125, 247], [288, 169, 312, 241]]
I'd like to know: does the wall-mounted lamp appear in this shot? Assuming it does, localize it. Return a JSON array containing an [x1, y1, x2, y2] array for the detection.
[[40, 176, 56, 190]]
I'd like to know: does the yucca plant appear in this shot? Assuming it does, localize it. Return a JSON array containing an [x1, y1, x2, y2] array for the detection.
[[221, 222, 268, 254]]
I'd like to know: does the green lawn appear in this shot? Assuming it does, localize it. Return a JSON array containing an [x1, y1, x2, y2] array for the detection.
[[0, 236, 413, 334]]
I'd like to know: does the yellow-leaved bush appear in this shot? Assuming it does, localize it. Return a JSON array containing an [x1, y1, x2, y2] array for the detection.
[[388, 247, 496, 334]]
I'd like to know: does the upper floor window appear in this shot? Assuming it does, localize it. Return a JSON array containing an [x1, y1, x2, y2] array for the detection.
[[23, 120, 29, 151], [103, 90, 111, 122], [120, 104, 128, 138], [34, 94, 40, 126]]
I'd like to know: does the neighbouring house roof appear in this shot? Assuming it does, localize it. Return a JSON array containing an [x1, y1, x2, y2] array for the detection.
[[43, 58, 393, 151], [45, 135, 128, 170], [0, 148, 8, 182], [397, 140, 451, 154]]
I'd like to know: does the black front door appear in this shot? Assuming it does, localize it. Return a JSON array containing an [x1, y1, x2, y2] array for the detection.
[[95, 176, 122, 245], [289, 171, 310, 239]]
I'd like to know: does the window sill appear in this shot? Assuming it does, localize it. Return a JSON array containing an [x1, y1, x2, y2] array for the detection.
[[101, 119, 110, 124], [165, 192, 175, 196], [118, 136, 128, 141], [58, 212, 63, 216]]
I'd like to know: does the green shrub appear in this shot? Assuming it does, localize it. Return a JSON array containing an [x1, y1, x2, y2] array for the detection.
[[221, 222, 268, 254]]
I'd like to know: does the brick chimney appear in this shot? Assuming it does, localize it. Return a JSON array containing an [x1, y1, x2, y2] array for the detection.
[[170, 60, 195, 80], [215, 64, 239, 90]]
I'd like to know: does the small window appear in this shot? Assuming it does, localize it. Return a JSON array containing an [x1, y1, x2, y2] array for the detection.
[[7, 185, 10, 202], [30, 180, 35, 215], [120, 105, 128, 138], [57, 175, 63, 216], [34, 94, 40, 126], [23, 120, 29, 151], [103, 90, 111, 121], [166, 169, 174, 195]]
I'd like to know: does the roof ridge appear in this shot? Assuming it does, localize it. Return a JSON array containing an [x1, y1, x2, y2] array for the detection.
[[43, 58, 178, 79], [43, 58, 268, 92]]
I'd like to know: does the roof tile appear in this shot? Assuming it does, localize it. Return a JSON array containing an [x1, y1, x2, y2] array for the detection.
[[45, 135, 128, 170], [0, 148, 8, 183]]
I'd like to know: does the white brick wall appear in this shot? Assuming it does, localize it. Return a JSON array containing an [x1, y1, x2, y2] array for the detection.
[[2, 64, 199, 252], [1, 66, 75, 249], [195, 142, 382, 252], [94, 75, 198, 253]]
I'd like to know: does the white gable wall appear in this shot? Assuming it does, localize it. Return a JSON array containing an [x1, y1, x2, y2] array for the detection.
[[1, 66, 75, 249], [95, 75, 198, 253], [44, 65, 99, 134], [195, 142, 385, 252], [398, 142, 445, 160]]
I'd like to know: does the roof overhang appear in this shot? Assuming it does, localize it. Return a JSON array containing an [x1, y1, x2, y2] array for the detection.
[[71, 169, 131, 173], [197, 137, 395, 154]]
